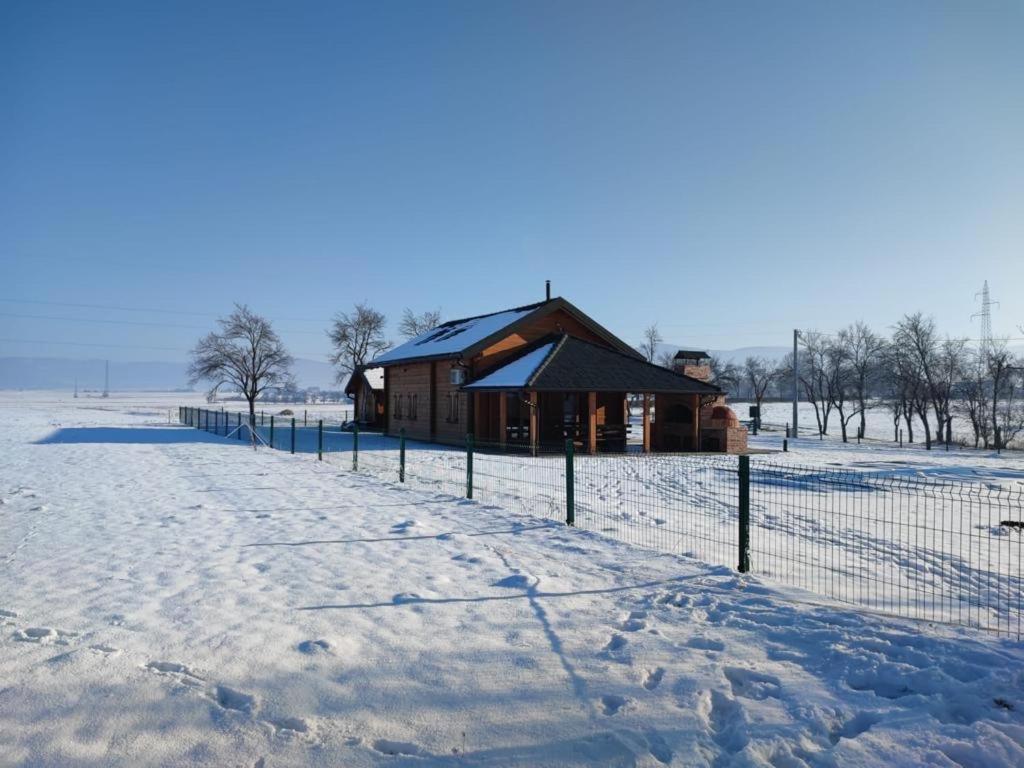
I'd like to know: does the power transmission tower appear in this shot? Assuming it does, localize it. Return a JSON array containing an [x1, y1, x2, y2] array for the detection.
[[971, 281, 999, 363]]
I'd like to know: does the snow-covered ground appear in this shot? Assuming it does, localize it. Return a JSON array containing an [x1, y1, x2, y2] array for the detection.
[[4, 392, 1024, 766]]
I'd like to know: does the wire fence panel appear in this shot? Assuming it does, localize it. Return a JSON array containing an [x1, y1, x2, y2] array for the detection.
[[748, 462, 1024, 636], [573, 453, 739, 566], [179, 407, 1024, 638]]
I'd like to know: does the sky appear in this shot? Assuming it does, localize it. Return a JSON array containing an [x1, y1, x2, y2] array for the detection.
[[2, 0, 1022, 368]]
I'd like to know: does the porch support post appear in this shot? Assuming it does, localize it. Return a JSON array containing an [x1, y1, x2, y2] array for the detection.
[[473, 392, 481, 441], [642, 394, 651, 453], [528, 391, 539, 454], [498, 391, 508, 450], [692, 394, 701, 452], [587, 392, 598, 455]]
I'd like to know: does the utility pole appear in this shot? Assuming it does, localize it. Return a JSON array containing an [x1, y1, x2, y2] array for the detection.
[[74, 378, 78, 398], [792, 329, 799, 439]]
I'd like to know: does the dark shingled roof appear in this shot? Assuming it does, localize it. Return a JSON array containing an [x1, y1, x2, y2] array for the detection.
[[465, 335, 722, 395], [673, 349, 710, 360]]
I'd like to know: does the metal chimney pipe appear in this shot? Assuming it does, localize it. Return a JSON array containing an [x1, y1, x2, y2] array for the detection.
[[545, 280, 551, 300]]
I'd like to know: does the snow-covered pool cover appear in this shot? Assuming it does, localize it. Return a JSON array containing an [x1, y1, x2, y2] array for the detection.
[[372, 305, 538, 364], [464, 343, 555, 389]]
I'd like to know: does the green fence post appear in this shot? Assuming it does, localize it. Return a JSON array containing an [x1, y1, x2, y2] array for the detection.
[[261, 411, 265, 427], [738, 455, 750, 573], [291, 417, 296, 454], [237, 412, 242, 440], [318, 419, 323, 461], [466, 433, 474, 499], [352, 421, 359, 471], [269, 415, 275, 448], [565, 438, 575, 526], [399, 428, 406, 482]]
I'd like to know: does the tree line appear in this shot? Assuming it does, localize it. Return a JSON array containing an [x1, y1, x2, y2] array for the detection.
[[639, 317, 1024, 450], [186, 304, 439, 421]]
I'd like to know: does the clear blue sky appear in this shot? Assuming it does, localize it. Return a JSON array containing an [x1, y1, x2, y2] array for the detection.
[[2, 0, 1022, 364]]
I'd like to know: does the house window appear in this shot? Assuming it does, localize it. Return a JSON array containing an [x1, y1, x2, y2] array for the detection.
[[410, 394, 418, 420], [446, 393, 460, 423], [394, 393, 403, 420]]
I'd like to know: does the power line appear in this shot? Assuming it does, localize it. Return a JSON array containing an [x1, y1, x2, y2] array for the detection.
[[0, 310, 329, 335], [0, 297, 331, 324], [0, 337, 332, 359]]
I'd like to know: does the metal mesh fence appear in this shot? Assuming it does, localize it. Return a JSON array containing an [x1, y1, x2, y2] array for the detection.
[[179, 406, 1024, 638]]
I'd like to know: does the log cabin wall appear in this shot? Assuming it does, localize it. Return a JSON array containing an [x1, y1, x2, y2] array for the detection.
[[433, 360, 469, 444], [385, 362, 432, 440]]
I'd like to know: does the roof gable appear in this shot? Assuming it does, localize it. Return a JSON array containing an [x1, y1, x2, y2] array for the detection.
[[464, 334, 722, 395], [370, 297, 640, 366]]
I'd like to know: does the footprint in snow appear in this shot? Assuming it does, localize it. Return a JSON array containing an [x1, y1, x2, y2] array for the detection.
[[600, 694, 628, 715], [604, 634, 628, 653], [492, 574, 538, 590], [13, 627, 75, 645], [214, 684, 257, 713], [687, 636, 726, 652], [270, 716, 310, 735], [392, 593, 422, 605], [297, 639, 331, 655], [723, 667, 781, 700], [643, 667, 665, 691], [373, 739, 425, 757], [620, 610, 647, 632]]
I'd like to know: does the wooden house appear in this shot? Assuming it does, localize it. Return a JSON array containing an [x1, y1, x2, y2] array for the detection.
[[361, 296, 747, 453], [344, 366, 385, 428]]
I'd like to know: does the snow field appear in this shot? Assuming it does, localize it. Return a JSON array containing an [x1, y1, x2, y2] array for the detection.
[[2, 393, 1024, 766]]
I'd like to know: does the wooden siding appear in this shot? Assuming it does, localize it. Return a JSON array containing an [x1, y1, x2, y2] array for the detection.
[[434, 361, 468, 444], [385, 362, 432, 440], [471, 308, 609, 376]]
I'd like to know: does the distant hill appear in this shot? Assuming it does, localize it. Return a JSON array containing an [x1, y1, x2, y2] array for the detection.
[[0, 357, 339, 391], [654, 344, 789, 365]]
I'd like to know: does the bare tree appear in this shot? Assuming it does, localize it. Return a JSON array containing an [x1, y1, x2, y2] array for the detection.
[[744, 356, 779, 428], [989, 342, 1024, 450], [798, 331, 833, 437], [638, 324, 662, 363], [656, 350, 676, 369], [327, 303, 391, 382], [955, 347, 991, 448], [709, 355, 741, 395], [839, 322, 885, 439], [188, 304, 294, 425], [399, 308, 442, 339]]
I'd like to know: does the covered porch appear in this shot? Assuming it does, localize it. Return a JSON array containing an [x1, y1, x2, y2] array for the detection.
[[471, 390, 709, 454]]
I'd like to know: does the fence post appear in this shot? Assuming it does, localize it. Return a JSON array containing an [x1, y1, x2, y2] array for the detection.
[[466, 433, 474, 499], [237, 412, 242, 440], [291, 418, 296, 454], [738, 455, 750, 573], [269, 415, 275, 448], [304, 409, 307, 426], [318, 419, 323, 461], [899, 429, 903, 448], [399, 428, 406, 482], [783, 438, 788, 452], [565, 438, 575, 526], [353, 421, 359, 471]]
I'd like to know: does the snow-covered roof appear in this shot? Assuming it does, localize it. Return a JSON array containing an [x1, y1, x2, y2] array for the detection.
[[464, 335, 723, 394], [463, 343, 556, 389], [371, 302, 545, 365], [362, 366, 384, 390]]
